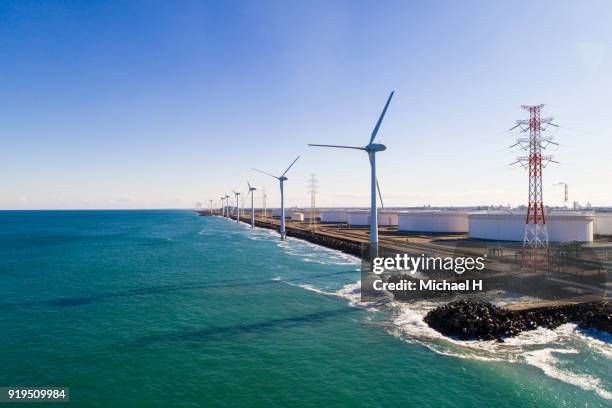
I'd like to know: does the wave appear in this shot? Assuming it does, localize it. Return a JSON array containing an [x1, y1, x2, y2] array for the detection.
[[283, 280, 385, 309], [388, 301, 612, 400], [285, 277, 612, 400], [523, 348, 612, 400], [219, 215, 612, 400]]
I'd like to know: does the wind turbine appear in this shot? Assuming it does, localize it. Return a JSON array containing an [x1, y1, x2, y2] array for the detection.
[[209, 199, 213, 215], [225, 194, 230, 217], [308, 91, 394, 257], [252, 155, 300, 240], [220, 196, 225, 216], [233, 191, 241, 223], [247, 181, 257, 228], [262, 187, 268, 219]]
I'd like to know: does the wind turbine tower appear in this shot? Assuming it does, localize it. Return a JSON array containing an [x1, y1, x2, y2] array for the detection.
[[247, 181, 257, 228], [225, 195, 230, 218], [252, 155, 301, 240], [262, 187, 268, 219], [309, 91, 394, 258], [233, 191, 241, 223]]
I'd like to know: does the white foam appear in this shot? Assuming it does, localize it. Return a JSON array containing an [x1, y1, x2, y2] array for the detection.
[[283, 281, 335, 296], [283, 280, 384, 309], [219, 212, 612, 400], [523, 349, 612, 400], [388, 303, 612, 399]]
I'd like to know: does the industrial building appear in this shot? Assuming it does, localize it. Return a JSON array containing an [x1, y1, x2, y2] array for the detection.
[[398, 211, 469, 233], [468, 211, 594, 243]]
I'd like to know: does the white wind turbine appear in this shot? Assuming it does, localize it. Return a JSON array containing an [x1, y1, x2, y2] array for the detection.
[[262, 187, 268, 219], [247, 181, 257, 228], [252, 155, 300, 240], [309, 91, 394, 257], [232, 191, 241, 223], [225, 194, 230, 218], [220, 196, 225, 216]]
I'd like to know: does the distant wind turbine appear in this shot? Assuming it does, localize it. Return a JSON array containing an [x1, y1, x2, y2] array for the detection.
[[247, 181, 257, 228], [220, 196, 225, 216], [262, 187, 268, 219], [232, 191, 241, 223], [252, 155, 300, 240], [225, 195, 230, 218], [309, 91, 394, 257]]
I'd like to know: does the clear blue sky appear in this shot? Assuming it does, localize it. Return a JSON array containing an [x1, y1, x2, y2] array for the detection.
[[1, 0, 610, 209]]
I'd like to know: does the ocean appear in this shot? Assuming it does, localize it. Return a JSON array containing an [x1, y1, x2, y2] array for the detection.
[[0, 210, 610, 407]]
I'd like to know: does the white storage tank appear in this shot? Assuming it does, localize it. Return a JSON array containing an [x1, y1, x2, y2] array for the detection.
[[304, 212, 319, 221], [468, 211, 594, 243], [291, 212, 304, 221], [398, 211, 469, 233], [271, 208, 299, 219], [320, 210, 348, 223], [347, 210, 369, 226], [379, 210, 399, 226], [346, 210, 399, 226], [594, 212, 612, 236]]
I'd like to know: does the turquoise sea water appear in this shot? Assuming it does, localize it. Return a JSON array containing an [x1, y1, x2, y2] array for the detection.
[[0, 210, 610, 407]]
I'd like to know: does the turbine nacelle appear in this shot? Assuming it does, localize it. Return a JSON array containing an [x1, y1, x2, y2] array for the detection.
[[279, 176, 288, 181], [365, 143, 386, 153]]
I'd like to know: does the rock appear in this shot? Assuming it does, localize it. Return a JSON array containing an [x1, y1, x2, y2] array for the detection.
[[424, 300, 611, 341]]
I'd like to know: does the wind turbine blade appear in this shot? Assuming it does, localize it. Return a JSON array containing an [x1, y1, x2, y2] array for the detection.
[[368, 91, 394, 145], [376, 178, 384, 209], [247, 181, 252, 189], [281, 154, 300, 177], [308, 144, 365, 150], [251, 168, 279, 179]]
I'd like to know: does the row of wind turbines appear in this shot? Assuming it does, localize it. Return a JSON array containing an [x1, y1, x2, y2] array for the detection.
[[213, 90, 395, 256]]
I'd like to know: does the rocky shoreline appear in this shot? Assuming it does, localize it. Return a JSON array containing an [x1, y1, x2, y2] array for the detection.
[[424, 300, 611, 341]]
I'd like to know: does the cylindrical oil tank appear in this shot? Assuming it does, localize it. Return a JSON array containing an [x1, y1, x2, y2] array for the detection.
[[379, 210, 399, 226], [345, 210, 399, 226], [291, 212, 304, 221], [398, 211, 469, 233], [320, 210, 348, 223], [347, 210, 369, 226], [271, 208, 299, 219], [468, 211, 594, 243], [594, 212, 612, 236]]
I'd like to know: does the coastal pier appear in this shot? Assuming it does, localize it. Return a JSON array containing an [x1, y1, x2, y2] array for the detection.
[[199, 210, 610, 337]]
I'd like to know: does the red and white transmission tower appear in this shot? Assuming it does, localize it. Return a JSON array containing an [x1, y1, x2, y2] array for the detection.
[[510, 104, 558, 248]]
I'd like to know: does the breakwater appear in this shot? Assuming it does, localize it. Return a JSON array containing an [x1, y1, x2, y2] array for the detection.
[[206, 213, 609, 328], [425, 300, 611, 341], [220, 213, 364, 257]]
